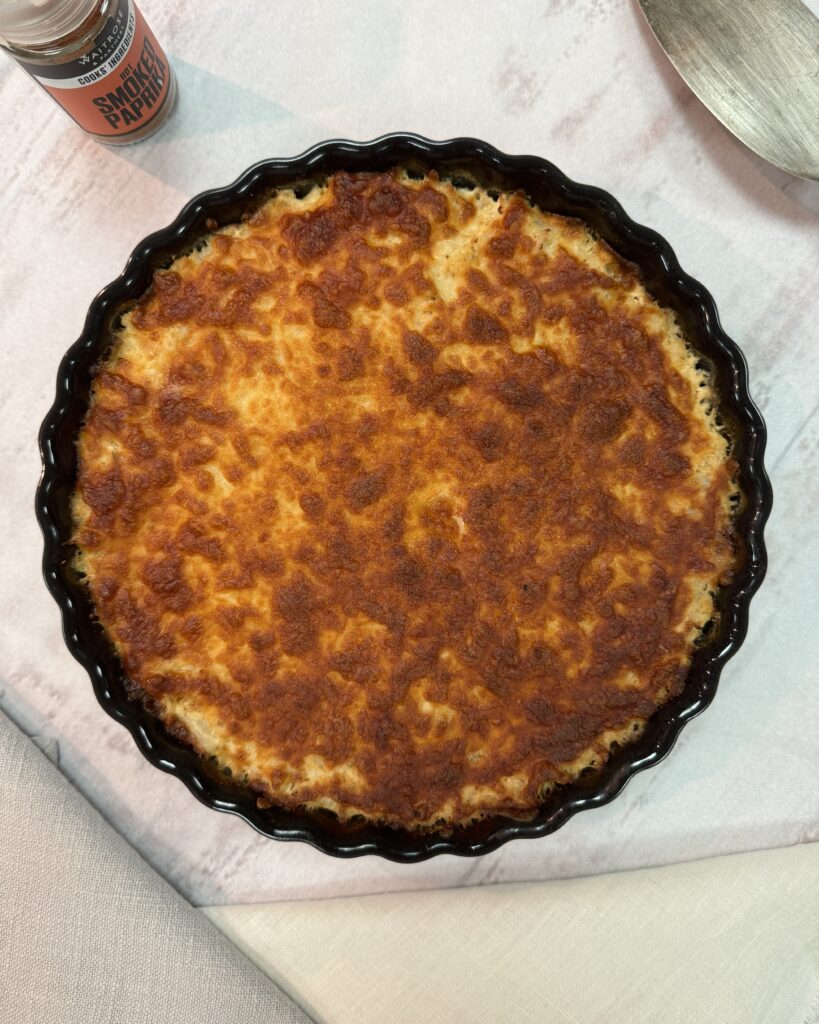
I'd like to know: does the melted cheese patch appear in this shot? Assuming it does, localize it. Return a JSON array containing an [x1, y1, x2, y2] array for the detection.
[[73, 171, 736, 829]]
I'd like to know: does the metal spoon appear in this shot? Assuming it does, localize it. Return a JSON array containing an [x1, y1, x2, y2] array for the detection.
[[638, 0, 819, 181]]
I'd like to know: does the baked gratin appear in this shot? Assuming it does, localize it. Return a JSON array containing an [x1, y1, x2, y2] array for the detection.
[[73, 169, 737, 830]]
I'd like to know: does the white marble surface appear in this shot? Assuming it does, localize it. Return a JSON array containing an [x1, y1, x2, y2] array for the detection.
[[1, 0, 817, 906]]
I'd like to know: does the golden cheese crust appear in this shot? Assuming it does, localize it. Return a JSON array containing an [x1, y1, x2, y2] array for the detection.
[[73, 170, 737, 830]]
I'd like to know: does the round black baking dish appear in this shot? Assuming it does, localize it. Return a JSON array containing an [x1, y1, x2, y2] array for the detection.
[[36, 133, 772, 860]]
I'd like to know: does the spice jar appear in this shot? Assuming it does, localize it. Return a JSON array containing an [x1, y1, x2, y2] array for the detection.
[[0, 0, 176, 144]]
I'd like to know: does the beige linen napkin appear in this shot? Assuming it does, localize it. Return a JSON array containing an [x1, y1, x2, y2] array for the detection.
[[208, 843, 819, 1024], [0, 710, 311, 1024]]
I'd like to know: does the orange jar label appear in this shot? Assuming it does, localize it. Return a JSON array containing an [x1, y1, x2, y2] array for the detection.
[[16, 0, 171, 138]]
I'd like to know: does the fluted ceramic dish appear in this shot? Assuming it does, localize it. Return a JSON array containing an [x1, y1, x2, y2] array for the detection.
[[36, 134, 772, 861]]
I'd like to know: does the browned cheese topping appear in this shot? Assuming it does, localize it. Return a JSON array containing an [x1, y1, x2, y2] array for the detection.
[[73, 170, 737, 829]]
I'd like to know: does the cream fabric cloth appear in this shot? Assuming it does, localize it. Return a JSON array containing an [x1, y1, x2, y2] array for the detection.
[[208, 843, 819, 1024], [0, 710, 310, 1024], [2, 702, 817, 1024]]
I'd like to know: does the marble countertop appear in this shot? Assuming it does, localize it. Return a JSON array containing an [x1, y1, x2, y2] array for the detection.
[[1, 0, 817, 906]]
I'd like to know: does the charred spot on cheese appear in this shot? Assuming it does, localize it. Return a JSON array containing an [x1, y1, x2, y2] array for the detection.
[[73, 170, 737, 830]]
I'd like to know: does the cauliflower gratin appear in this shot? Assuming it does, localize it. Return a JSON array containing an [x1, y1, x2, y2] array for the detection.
[[73, 170, 737, 830]]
